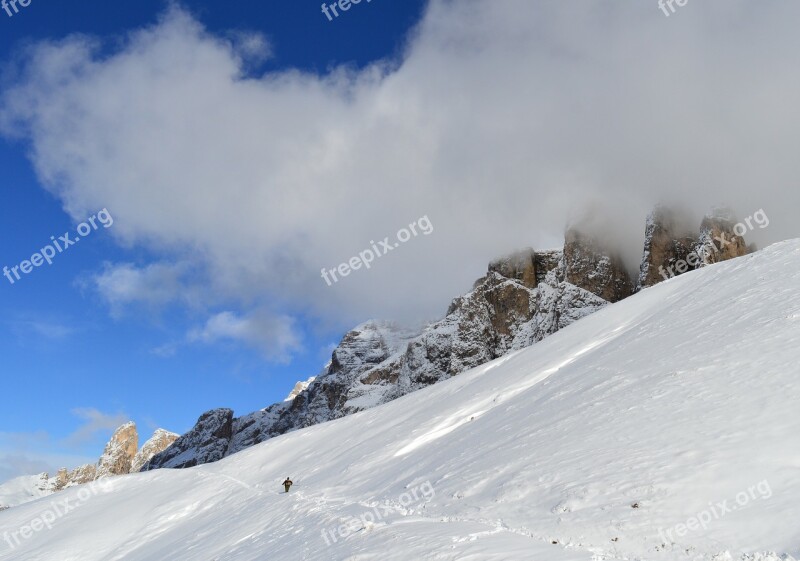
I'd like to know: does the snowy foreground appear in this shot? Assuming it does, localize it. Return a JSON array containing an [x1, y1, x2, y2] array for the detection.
[[2, 242, 800, 561]]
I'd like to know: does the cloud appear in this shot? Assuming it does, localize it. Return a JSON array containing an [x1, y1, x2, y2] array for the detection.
[[150, 341, 179, 358], [0, 454, 54, 483], [5, 314, 77, 352], [187, 311, 302, 362], [0, 432, 96, 483], [225, 30, 272, 67], [1, 0, 798, 334], [64, 408, 130, 446], [86, 261, 202, 317], [7, 317, 74, 341]]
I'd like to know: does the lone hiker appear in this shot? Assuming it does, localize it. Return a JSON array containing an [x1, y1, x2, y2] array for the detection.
[[283, 477, 293, 493]]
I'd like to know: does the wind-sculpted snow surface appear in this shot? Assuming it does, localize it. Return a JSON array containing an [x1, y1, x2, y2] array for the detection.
[[3, 241, 799, 561]]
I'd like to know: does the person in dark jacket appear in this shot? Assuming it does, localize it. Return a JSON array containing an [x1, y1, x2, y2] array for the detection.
[[283, 477, 293, 493]]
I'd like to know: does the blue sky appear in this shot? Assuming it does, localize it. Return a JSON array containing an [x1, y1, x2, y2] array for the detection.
[[2, 0, 799, 483], [0, 0, 428, 481]]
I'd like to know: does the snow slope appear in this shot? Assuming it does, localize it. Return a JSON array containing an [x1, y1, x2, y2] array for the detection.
[[1, 241, 799, 561], [0, 475, 52, 510]]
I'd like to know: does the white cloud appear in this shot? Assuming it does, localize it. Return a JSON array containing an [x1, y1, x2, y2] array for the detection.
[[64, 408, 130, 446], [150, 341, 179, 358], [0, 454, 54, 482], [8, 317, 74, 341], [87, 261, 201, 317], [225, 30, 272, 67], [0, 431, 97, 483], [1, 0, 798, 333], [187, 311, 302, 362]]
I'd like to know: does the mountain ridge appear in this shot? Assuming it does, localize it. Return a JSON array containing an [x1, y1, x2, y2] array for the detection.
[[145, 205, 754, 471]]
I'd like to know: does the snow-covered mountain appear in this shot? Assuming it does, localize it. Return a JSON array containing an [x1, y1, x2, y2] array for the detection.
[[145, 207, 752, 471], [1, 240, 797, 561], [0, 424, 177, 510], [143, 246, 610, 470]]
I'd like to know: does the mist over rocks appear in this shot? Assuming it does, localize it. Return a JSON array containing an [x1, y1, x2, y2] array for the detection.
[[145, 205, 756, 472], [563, 229, 634, 303], [638, 205, 752, 290]]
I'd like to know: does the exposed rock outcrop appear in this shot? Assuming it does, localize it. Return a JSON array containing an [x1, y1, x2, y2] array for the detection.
[[284, 377, 316, 402], [96, 422, 139, 479], [694, 211, 749, 265], [488, 248, 538, 288], [50, 464, 97, 491], [131, 429, 180, 473], [563, 229, 634, 303], [143, 409, 234, 470], [637, 206, 750, 290]]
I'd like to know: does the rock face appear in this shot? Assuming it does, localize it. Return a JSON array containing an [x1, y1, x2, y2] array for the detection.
[[96, 422, 139, 478], [563, 229, 634, 303], [487, 248, 563, 290], [131, 429, 180, 473], [143, 409, 234, 470], [488, 248, 538, 288], [284, 377, 316, 402], [52, 464, 97, 490], [145, 206, 754, 472], [695, 211, 749, 265], [383, 264, 608, 400], [636, 206, 698, 290], [637, 206, 750, 290]]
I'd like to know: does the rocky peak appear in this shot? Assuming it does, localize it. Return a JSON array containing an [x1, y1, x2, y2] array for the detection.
[[328, 321, 416, 377], [637, 206, 698, 290], [563, 228, 634, 303], [96, 421, 139, 478], [695, 212, 749, 265], [131, 429, 180, 473], [488, 248, 538, 288], [284, 377, 316, 402], [143, 409, 234, 470], [638, 205, 751, 290], [487, 248, 562, 290]]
